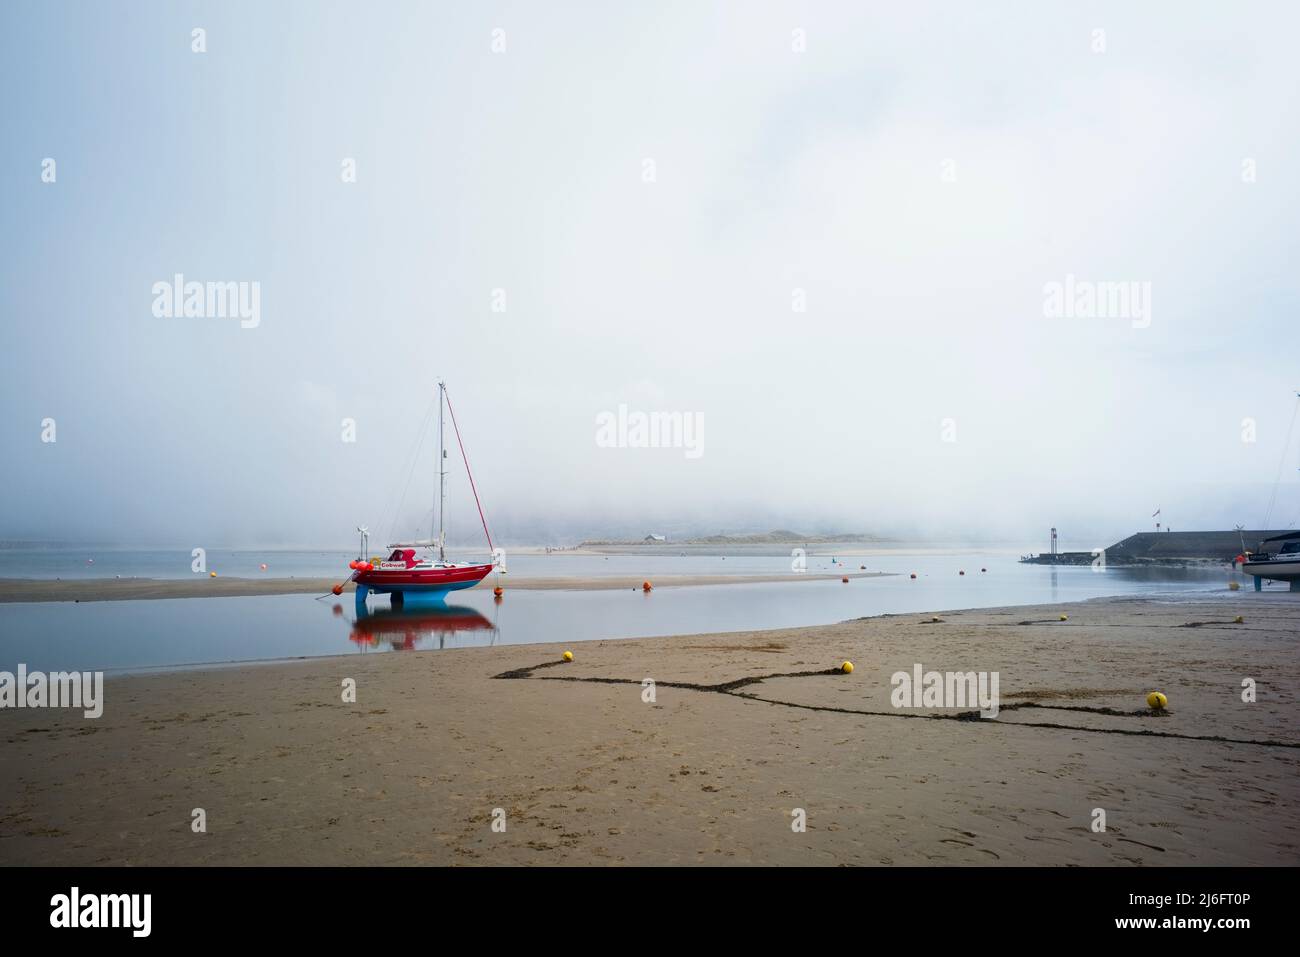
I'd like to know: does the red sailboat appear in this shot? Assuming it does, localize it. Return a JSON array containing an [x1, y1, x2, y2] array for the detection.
[[345, 381, 497, 608]]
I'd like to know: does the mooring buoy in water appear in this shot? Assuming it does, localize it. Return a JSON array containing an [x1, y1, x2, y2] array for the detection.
[[840, 661, 854, 674], [562, 650, 574, 662], [1146, 691, 1167, 710], [642, 581, 653, 592]]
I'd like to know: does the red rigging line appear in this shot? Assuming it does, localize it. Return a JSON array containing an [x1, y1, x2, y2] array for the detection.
[[443, 385, 494, 555]]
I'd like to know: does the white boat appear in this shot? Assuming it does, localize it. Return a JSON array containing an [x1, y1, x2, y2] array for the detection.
[[1240, 532, 1300, 590], [1241, 391, 1300, 590]]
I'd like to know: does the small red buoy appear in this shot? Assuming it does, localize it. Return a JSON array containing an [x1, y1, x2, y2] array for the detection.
[[841, 576, 849, 583], [642, 581, 653, 592], [349, 560, 358, 570], [493, 586, 503, 598], [331, 584, 343, 596]]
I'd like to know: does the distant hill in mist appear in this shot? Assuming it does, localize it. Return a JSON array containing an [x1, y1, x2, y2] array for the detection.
[[578, 529, 885, 546]]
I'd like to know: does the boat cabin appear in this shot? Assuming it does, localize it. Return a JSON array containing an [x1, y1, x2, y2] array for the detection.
[[1259, 531, 1300, 559]]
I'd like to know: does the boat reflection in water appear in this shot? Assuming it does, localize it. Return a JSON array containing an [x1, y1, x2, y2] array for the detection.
[[344, 598, 496, 652]]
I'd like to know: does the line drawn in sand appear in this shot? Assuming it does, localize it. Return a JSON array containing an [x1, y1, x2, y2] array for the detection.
[[493, 660, 1299, 751]]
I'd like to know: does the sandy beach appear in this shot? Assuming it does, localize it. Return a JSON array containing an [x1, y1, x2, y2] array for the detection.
[[1, 595, 1296, 866], [0, 572, 889, 604]]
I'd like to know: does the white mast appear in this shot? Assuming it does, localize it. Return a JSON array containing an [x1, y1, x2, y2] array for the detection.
[[437, 380, 447, 562]]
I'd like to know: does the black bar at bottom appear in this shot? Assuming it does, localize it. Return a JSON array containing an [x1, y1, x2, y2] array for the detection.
[[0, 866, 1286, 942]]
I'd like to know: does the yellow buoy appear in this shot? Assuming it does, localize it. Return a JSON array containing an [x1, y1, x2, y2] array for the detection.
[[562, 651, 573, 662], [209, 571, 217, 578], [1228, 581, 1241, 591], [1234, 615, 1244, 624], [1146, 691, 1167, 710], [1059, 614, 1068, 621], [840, 661, 854, 674]]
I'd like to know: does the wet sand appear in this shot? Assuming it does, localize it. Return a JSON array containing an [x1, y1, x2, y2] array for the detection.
[[0, 572, 888, 604], [1, 596, 1297, 866]]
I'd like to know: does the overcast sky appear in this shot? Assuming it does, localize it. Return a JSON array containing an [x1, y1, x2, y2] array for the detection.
[[3, 1, 1298, 548]]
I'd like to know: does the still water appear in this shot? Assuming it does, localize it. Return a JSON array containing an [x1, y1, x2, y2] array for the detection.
[[0, 549, 1264, 674]]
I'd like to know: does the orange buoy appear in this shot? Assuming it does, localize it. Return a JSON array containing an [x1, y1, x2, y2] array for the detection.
[[331, 584, 343, 596], [349, 560, 358, 570], [642, 581, 653, 592], [260, 563, 268, 571], [493, 586, 503, 598], [841, 576, 849, 583]]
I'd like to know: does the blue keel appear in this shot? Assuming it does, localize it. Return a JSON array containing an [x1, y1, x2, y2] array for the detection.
[[355, 583, 370, 613], [1254, 576, 1262, 592]]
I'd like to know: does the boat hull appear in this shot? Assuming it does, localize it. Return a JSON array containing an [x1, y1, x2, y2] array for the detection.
[[351, 561, 491, 605], [1240, 559, 1300, 584]]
